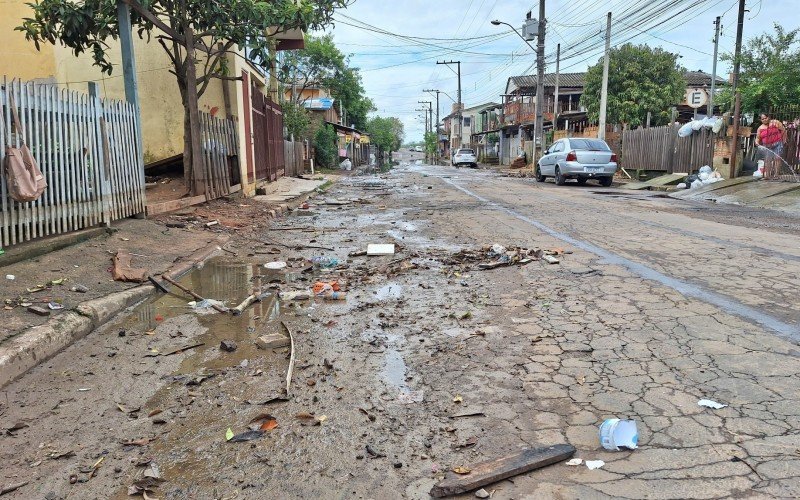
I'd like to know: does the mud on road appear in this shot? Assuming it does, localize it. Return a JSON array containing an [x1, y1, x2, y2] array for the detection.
[[2, 165, 799, 499]]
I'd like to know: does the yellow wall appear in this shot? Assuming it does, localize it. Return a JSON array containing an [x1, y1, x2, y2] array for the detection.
[[1, 0, 229, 163], [0, 1, 56, 81]]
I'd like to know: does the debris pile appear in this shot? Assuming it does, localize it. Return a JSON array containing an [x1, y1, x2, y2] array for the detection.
[[441, 244, 561, 270]]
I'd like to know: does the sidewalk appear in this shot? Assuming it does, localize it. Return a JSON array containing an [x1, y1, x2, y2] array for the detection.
[[1, 174, 331, 383]]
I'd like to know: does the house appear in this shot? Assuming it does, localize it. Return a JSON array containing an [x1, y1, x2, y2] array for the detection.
[[441, 102, 499, 158], [498, 70, 727, 164], [0, 0, 305, 198]]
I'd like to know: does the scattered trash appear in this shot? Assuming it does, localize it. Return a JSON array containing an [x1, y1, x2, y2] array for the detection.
[[296, 412, 327, 426], [47, 302, 64, 310], [543, 255, 560, 265], [311, 256, 339, 268], [339, 158, 352, 171], [453, 394, 463, 404], [255, 333, 290, 350], [111, 249, 148, 283], [205, 220, 219, 227], [225, 428, 234, 441], [566, 458, 583, 466], [5, 275, 15, 281], [264, 261, 287, 270], [698, 399, 727, 410], [430, 444, 576, 498], [446, 244, 544, 270], [189, 298, 227, 315], [219, 340, 237, 352], [474, 488, 490, 499], [322, 291, 347, 300], [69, 284, 88, 293], [313, 281, 341, 295], [599, 419, 638, 451], [367, 243, 396, 256], [228, 430, 265, 442], [27, 305, 50, 316], [585, 460, 605, 470], [279, 290, 312, 301]]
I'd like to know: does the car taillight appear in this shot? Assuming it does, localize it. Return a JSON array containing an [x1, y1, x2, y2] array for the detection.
[[566, 151, 577, 161], [610, 153, 618, 162]]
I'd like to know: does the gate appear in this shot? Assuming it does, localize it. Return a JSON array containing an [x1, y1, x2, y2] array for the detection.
[[250, 84, 285, 182]]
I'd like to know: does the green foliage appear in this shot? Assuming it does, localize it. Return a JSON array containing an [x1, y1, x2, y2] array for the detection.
[[19, 0, 347, 81], [423, 131, 437, 155], [313, 123, 338, 169], [718, 24, 800, 112], [581, 43, 686, 128], [283, 101, 311, 139], [365, 116, 404, 156], [283, 34, 374, 130], [487, 132, 499, 144]]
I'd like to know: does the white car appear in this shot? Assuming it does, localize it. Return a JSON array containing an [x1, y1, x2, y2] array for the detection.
[[536, 138, 617, 186], [414, 145, 423, 152], [452, 148, 477, 168]]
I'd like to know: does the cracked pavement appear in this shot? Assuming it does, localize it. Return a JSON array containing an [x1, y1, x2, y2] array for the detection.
[[1, 160, 798, 499]]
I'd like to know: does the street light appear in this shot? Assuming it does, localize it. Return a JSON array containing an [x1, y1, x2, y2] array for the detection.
[[490, 20, 536, 52], [492, 12, 545, 161]]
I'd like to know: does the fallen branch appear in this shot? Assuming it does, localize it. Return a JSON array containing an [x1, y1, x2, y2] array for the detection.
[[282, 321, 296, 396], [163, 342, 205, 356], [231, 290, 270, 316], [0, 481, 28, 496], [161, 275, 228, 313]]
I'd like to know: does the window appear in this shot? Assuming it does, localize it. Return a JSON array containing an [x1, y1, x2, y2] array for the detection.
[[568, 139, 610, 151], [551, 141, 564, 153], [463, 117, 471, 127], [459, 149, 475, 155]]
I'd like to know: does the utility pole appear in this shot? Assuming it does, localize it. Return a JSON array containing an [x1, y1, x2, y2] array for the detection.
[[116, 2, 143, 168], [598, 11, 612, 141], [554, 43, 560, 132], [708, 16, 721, 116], [729, 0, 745, 178], [437, 61, 461, 149], [534, 4, 546, 158], [424, 89, 441, 162], [418, 101, 432, 135]]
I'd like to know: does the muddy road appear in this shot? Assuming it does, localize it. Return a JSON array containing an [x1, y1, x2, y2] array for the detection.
[[2, 163, 799, 499]]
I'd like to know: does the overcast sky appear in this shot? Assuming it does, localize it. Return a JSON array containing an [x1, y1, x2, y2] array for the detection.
[[318, 0, 794, 141]]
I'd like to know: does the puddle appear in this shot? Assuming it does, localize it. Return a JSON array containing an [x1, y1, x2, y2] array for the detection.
[[382, 348, 409, 391]]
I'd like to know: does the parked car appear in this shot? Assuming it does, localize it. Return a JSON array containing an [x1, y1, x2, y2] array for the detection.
[[536, 138, 617, 186], [452, 148, 477, 168], [414, 145, 423, 152]]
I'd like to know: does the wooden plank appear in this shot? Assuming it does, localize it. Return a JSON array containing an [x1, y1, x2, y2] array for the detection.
[[430, 444, 575, 498], [146, 194, 207, 216]]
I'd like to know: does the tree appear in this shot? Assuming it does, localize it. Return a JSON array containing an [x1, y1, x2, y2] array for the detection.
[[282, 34, 374, 131], [18, 0, 347, 195], [423, 131, 437, 155], [283, 101, 311, 139], [313, 123, 337, 169], [365, 116, 403, 163], [580, 43, 686, 128], [719, 23, 800, 112]]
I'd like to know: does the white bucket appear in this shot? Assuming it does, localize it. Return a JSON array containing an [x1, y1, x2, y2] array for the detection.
[[599, 419, 638, 451]]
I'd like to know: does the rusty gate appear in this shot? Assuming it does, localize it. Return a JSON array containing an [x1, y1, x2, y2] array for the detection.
[[250, 83, 285, 182]]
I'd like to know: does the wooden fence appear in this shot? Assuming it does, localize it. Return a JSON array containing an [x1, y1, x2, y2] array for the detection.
[[1, 78, 144, 248], [283, 140, 305, 177], [622, 124, 714, 173], [199, 111, 238, 198]]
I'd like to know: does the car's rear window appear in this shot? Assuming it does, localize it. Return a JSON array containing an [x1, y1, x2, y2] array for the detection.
[[568, 139, 610, 151], [458, 149, 475, 154]]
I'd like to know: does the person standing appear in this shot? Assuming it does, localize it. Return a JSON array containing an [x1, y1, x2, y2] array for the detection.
[[755, 113, 786, 178]]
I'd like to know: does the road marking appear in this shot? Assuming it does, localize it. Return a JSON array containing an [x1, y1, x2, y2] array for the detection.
[[429, 170, 799, 341]]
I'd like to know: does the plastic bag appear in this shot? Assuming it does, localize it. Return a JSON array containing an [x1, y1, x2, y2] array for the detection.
[[676, 182, 687, 189], [699, 165, 712, 175], [712, 118, 723, 133], [691, 119, 703, 131], [691, 179, 703, 189], [678, 122, 694, 137]]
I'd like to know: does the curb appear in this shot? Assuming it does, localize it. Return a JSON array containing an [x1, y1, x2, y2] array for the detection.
[[0, 235, 229, 389], [0, 227, 112, 268]]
